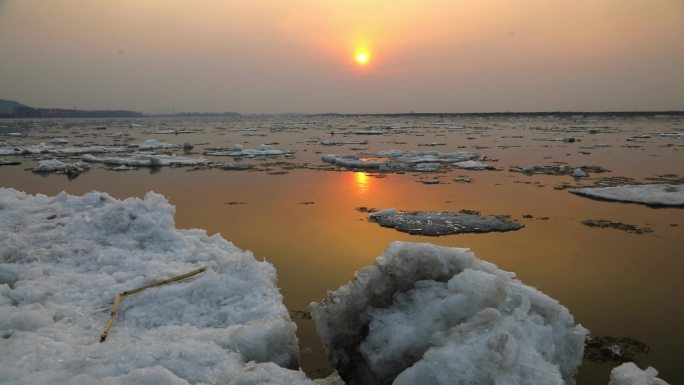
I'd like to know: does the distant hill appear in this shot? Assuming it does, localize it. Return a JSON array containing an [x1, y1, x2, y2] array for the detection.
[[0, 99, 28, 114], [0, 99, 142, 118]]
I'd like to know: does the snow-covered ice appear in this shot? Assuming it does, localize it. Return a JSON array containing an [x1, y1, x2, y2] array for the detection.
[[205, 144, 292, 157], [0, 143, 128, 156], [322, 150, 480, 172], [32, 158, 90, 175], [453, 160, 495, 170], [0, 188, 317, 385], [571, 184, 684, 207], [137, 139, 179, 150], [310, 242, 587, 385], [82, 153, 208, 167], [608, 362, 670, 385]]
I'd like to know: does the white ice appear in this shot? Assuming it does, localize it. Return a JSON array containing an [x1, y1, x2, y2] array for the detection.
[[205, 144, 291, 157], [571, 184, 684, 206], [310, 242, 587, 385], [608, 362, 670, 385], [0, 143, 128, 156], [0, 188, 317, 385], [137, 139, 179, 150], [322, 150, 480, 171], [453, 160, 495, 170], [32, 158, 90, 173], [82, 153, 208, 167]]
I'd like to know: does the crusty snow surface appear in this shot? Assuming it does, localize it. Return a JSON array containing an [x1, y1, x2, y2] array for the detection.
[[608, 362, 670, 385], [571, 184, 684, 207], [310, 242, 588, 385], [0, 188, 315, 385]]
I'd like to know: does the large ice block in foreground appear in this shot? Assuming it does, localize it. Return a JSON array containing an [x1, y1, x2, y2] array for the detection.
[[0, 188, 314, 385], [310, 242, 587, 385]]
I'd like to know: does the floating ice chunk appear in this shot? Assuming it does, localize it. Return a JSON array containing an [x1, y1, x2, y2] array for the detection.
[[32, 158, 90, 174], [0, 188, 315, 385], [156, 129, 197, 134], [310, 242, 587, 385], [82, 152, 208, 167], [453, 160, 495, 170], [205, 144, 292, 157], [0, 143, 128, 156], [608, 362, 670, 385], [50, 137, 68, 145], [414, 162, 441, 172], [367, 210, 523, 235], [321, 140, 369, 146], [322, 150, 480, 172], [138, 139, 179, 150], [571, 184, 684, 207], [658, 132, 684, 138], [354, 130, 384, 135], [573, 168, 588, 178]]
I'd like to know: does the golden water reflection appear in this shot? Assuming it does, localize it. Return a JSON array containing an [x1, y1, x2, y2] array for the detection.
[[354, 171, 370, 194]]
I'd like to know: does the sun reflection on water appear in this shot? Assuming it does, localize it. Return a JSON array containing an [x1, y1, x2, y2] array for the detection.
[[355, 172, 370, 194]]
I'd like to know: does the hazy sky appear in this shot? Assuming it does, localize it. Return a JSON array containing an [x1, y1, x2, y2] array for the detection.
[[1, 0, 683, 113]]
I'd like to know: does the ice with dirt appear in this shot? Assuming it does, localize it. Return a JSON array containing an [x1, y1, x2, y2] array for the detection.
[[32, 158, 90, 174], [0, 188, 318, 385], [608, 362, 670, 385], [571, 184, 684, 207], [310, 242, 587, 385]]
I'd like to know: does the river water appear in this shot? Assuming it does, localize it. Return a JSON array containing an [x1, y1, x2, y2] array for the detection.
[[1, 114, 682, 384]]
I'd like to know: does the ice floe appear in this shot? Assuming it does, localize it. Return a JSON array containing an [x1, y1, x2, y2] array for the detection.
[[205, 144, 292, 157], [322, 150, 480, 172], [320, 140, 368, 146], [608, 362, 670, 385], [453, 160, 496, 170], [571, 184, 684, 207], [137, 139, 179, 150], [310, 242, 587, 385], [0, 143, 128, 156], [82, 153, 208, 167], [0, 188, 316, 385], [32, 158, 90, 175], [510, 164, 609, 176], [367, 209, 523, 235]]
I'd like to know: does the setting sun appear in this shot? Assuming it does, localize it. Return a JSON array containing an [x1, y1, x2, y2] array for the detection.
[[355, 51, 370, 65]]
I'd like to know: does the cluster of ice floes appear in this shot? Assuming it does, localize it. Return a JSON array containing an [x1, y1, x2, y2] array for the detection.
[[0, 143, 128, 155], [571, 184, 684, 207], [205, 144, 291, 157], [0, 188, 319, 385], [82, 153, 208, 167], [32, 159, 90, 175], [609, 363, 670, 385], [509, 164, 609, 177], [322, 150, 483, 172], [309, 242, 588, 385], [368, 209, 523, 235]]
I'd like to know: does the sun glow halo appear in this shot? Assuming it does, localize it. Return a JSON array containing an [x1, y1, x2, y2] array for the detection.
[[355, 51, 370, 65]]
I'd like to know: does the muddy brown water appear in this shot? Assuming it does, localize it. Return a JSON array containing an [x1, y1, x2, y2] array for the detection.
[[1, 115, 682, 384]]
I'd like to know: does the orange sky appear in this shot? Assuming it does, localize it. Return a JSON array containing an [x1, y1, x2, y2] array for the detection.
[[0, 0, 682, 113]]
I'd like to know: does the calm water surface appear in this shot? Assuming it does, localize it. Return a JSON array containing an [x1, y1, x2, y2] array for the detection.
[[1, 115, 682, 383]]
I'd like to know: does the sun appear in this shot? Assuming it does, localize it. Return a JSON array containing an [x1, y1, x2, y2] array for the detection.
[[355, 51, 370, 65]]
